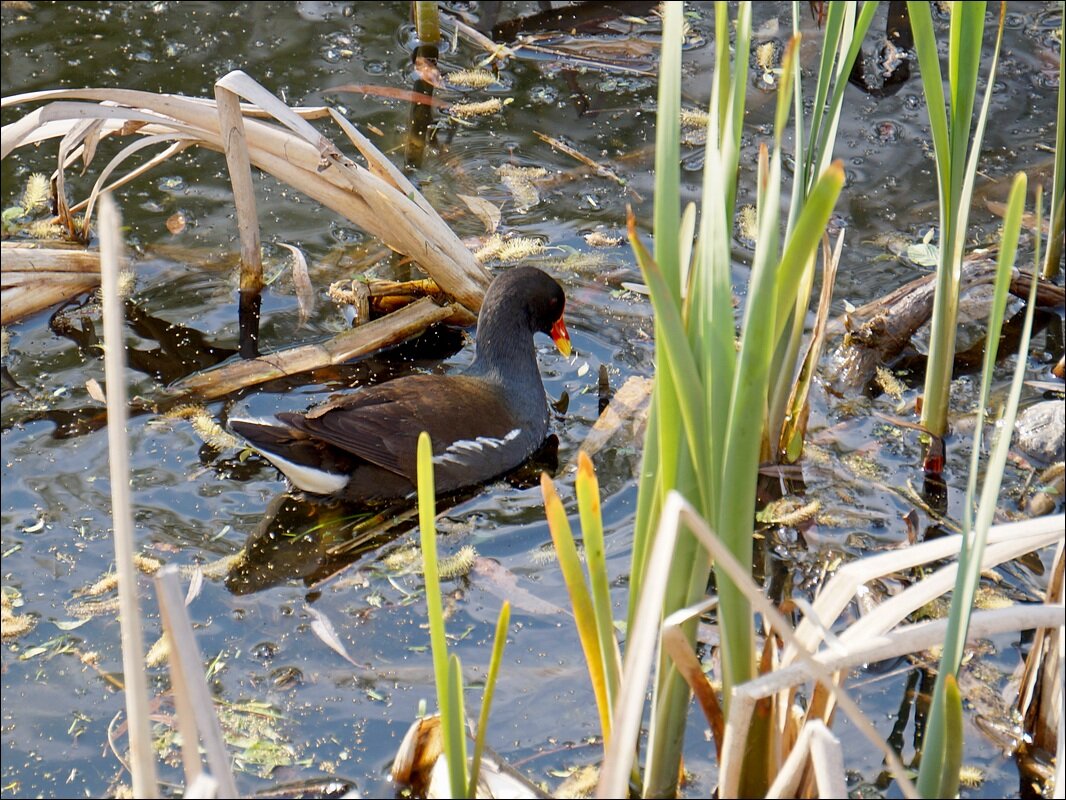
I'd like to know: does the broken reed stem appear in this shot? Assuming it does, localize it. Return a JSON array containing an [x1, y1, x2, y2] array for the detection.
[[99, 192, 159, 797], [0, 243, 103, 324], [168, 295, 462, 400], [215, 83, 263, 292]]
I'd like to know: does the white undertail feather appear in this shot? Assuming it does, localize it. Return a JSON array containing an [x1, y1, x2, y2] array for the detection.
[[230, 416, 348, 495], [257, 449, 349, 495]]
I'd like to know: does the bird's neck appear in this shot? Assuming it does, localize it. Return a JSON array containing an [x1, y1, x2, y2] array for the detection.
[[467, 308, 545, 404]]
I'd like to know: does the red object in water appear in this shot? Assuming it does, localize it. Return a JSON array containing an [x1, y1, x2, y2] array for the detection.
[[923, 435, 946, 475]]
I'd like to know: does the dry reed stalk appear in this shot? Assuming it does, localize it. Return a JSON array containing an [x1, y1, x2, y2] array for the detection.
[[99, 192, 159, 796], [168, 296, 462, 399], [2, 72, 490, 314], [0, 243, 102, 324], [214, 80, 263, 292], [1017, 539, 1064, 767], [155, 565, 238, 797]]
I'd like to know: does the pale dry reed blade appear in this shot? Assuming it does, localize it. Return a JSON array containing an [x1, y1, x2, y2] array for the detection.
[[764, 720, 845, 800], [784, 515, 1064, 662], [1, 243, 101, 272], [1017, 540, 1065, 762], [730, 605, 1065, 726], [276, 242, 314, 328], [99, 192, 159, 797], [2, 73, 490, 313], [0, 244, 102, 324], [214, 81, 262, 291], [155, 565, 237, 797]]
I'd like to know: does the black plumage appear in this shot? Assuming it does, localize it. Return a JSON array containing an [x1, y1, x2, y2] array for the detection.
[[231, 267, 571, 502]]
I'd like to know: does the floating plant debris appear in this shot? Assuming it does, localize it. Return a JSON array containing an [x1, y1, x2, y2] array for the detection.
[[736, 204, 758, 245], [474, 234, 547, 263], [446, 68, 497, 89], [875, 366, 907, 401], [680, 108, 710, 145], [448, 97, 505, 118], [1, 589, 35, 641], [753, 39, 783, 88], [546, 249, 613, 274], [584, 231, 623, 247], [680, 108, 710, 129], [382, 545, 421, 574], [145, 633, 169, 668], [437, 545, 477, 579], [67, 597, 122, 620], [496, 164, 548, 212], [458, 193, 502, 234], [756, 497, 821, 527], [20, 172, 50, 214], [165, 404, 243, 451], [958, 765, 986, 788]]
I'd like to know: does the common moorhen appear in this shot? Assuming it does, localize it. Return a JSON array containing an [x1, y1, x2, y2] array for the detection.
[[230, 266, 571, 503]]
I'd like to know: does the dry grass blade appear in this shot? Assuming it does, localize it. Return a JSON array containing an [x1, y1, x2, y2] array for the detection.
[[764, 721, 845, 799], [596, 492, 684, 799], [533, 130, 626, 187], [168, 296, 460, 400], [306, 605, 363, 669], [155, 565, 237, 797], [744, 609, 1066, 699], [661, 598, 725, 756], [98, 193, 159, 797], [57, 118, 104, 239], [598, 492, 920, 800], [80, 135, 193, 224], [2, 74, 490, 313], [785, 515, 1064, 662], [439, 12, 515, 61], [276, 242, 314, 328]]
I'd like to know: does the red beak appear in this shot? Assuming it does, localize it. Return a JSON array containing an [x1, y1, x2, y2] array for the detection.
[[550, 317, 572, 357]]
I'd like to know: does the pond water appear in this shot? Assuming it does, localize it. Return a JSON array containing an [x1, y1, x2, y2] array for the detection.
[[2, 2, 1063, 798]]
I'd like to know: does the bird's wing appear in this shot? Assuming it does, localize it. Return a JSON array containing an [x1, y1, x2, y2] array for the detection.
[[278, 375, 526, 484]]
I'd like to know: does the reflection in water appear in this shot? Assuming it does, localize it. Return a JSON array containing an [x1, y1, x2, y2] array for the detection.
[[224, 493, 383, 595], [0, 297, 239, 439], [846, 0, 914, 98], [485, 1, 659, 42], [225, 435, 560, 595], [2, 296, 471, 440], [237, 288, 262, 359], [405, 43, 439, 171]]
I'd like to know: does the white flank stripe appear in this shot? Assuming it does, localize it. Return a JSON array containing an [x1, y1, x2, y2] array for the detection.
[[432, 428, 521, 467]]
